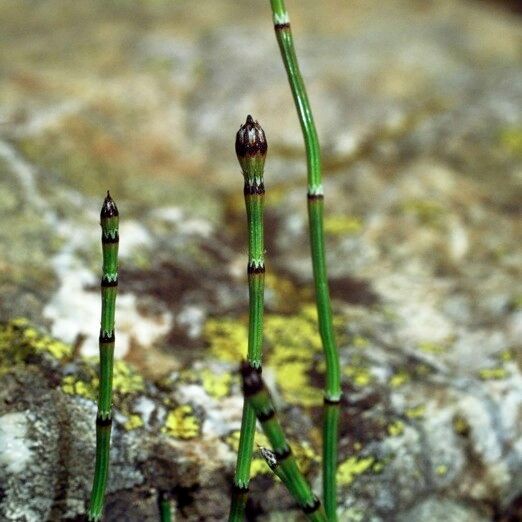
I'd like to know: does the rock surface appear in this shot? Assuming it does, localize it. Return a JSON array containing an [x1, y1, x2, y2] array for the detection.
[[0, 0, 521, 521]]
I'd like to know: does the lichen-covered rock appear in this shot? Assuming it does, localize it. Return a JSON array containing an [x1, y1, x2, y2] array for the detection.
[[0, 0, 521, 521]]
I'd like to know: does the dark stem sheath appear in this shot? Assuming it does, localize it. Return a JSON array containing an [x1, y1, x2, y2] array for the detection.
[[242, 364, 328, 522]]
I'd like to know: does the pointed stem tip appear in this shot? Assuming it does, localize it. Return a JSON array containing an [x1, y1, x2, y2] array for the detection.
[[259, 447, 278, 470], [235, 115, 268, 160], [101, 191, 119, 218]]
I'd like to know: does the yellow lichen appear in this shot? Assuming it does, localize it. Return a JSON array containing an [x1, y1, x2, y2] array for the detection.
[[453, 415, 470, 436], [499, 127, 522, 156], [10, 317, 29, 327], [499, 350, 514, 363], [32, 335, 71, 359], [400, 199, 445, 227], [337, 456, 375, 486], [389, 370, 410, 388], [204, 319, 247, 363], [61, 359, 143, 399], [205, 305, 344, 408], [418, 341, 447, 355], [292, 440, 319, 474], [124, 414, 144, 430], [344, 365, 373, 387], [372, 461, 385, 474], [353, 335, 370, 349], [511, 295, 522, 311], [478, 367, 508, 380], [162, 405, 200, 439], [435, 464, 448, 476], [415, 364, 431, 376], [225, 431, 272, 477], [250, 457, 271, 477], [324, 215, 362, 236], [387, 420, 405, 437], [264, 308, 323, 353], [112, 360, 144, 394], [200, 369, 233, 399], [0, 319, 72, 362], [405, 405, 426, 419], [61, 375, 98, 399], [275, 359, 322, 406], [264, 273, 308, 312]]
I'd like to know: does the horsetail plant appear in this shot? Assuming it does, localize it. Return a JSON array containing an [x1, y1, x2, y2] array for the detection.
[[228, 115, 268, 521], [88, 192, 119, 521], [269, 1, 342, 518], [241, 363, 327, 522]]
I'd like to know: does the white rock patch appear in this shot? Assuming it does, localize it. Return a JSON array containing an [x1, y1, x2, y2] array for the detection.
[[0, 412, 32, 474]]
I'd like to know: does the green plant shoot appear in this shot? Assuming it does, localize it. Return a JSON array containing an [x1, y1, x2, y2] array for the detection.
[[268, 1, 342, 519], [228, 116, 268, 521], [88, 192, 119, 521], [241, 363, 327, 522]]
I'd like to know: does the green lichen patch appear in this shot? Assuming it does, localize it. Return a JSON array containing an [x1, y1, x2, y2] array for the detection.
[[478, 367, 508, 380], [162, 405, 200, 439], [389, 369, 410, 388], [352, 335, 370, 349], [204, 304, 345, 408], [264, 273, 312, 313], [175, 368, 234, 399], [405, 405, 426, 419], [435, 464, 448, 476], [344, 363, 373, 388], [226, 430, 272, 478], [499, 127, 522, 156], [453, 415, 470, 437], [204, 318, 247, 364], [0, 318, 72, 373], [387, 420, 405, 437], [417, 341, 448, 355], [337, 455, 381, 486], [324, 215, 363, 236], [124, 414, 144, 431], [61, 359, 144, 401], [499, 349, 514, 363], [399, 199, 446, 228]]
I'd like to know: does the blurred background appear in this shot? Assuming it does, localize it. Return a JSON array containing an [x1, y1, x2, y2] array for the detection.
[[0, 1, 521, 520]]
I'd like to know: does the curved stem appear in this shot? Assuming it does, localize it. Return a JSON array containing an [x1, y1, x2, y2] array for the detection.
[[242, 365, 327, 522], [268, 2, 341, 519]]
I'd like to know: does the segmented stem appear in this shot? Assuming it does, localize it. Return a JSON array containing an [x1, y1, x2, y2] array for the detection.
[[269, 1, 341, 518], [88, 192, 119, 521], [241, 364, 327, 522], [260, 448, 327, 522], [229, 116, 267, 521]]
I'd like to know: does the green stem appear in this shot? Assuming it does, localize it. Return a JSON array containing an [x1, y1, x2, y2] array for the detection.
[[88, 192, 119, 521], [242, 365, 327, 522], [158, 492, 172, 522], [269, 2, 341, 519], [229, 116, 268, 521]]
